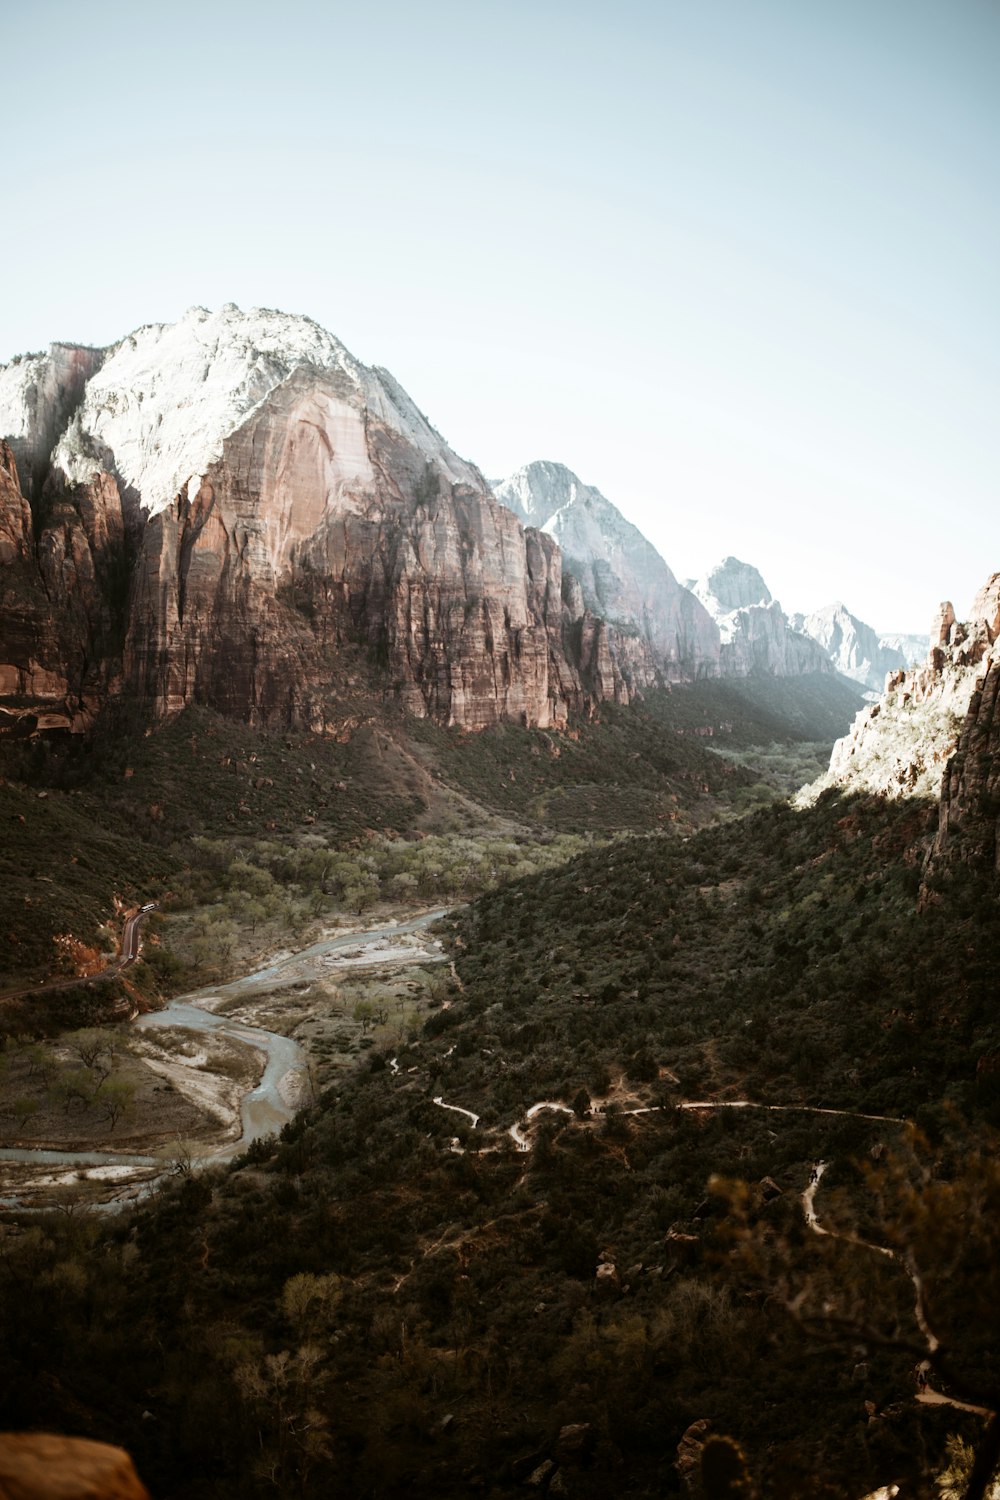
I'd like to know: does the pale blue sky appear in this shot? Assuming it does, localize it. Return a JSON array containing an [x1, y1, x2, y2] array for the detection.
[[3, 0, 997, 632]]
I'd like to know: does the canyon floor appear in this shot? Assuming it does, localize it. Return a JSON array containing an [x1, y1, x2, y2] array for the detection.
[[0, 905, 449, 1209]]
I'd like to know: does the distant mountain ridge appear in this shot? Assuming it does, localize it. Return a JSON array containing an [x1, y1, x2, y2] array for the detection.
[[689, 556, 833, 678], [492, 465, 849, 685], [792, 602, 909, 692], [492, 461, 719, 679]]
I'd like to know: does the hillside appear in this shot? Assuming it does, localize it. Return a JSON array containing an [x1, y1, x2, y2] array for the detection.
[[0, 667, 861, 997], [1, 607, 998, 1496], [2, 771, 998, 1498]]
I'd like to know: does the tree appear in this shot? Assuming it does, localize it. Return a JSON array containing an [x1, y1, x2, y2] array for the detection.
[[281, 1272, 343, 1338], [49, 1069, 95, 1114], [97, 1077, 135, 1131], [12, 1097, 40, 1132], [234, 1343, 333, 1493], [244, 898, 269, 937], [342, 879, 378, 915], [66, 1029, 112, 1083]]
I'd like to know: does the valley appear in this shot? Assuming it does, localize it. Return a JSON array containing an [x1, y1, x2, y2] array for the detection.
[[0, 906, 450, 1209], [0, 304, 996, 1500]]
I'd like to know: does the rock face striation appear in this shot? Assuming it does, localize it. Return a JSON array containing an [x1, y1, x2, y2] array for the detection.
[[492, 460, 719, 679], [802, 575, 1000, 805], [792, 602, 909, 693], [0, 307, 663, 736], [691, 557, 832, 678]]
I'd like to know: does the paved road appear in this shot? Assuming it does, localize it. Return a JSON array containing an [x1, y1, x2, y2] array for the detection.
[[0, 903, 157, 1003]]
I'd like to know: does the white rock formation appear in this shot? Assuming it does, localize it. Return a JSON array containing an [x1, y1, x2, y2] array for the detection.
[[878, 631, 928, 667], [492, 460, 719, 678], [692, 557, 771, 616], [0, 342, 104, 496], [793, 602, 908, 693], [692, 556, 830, 678], [31, 304, 480, 515]]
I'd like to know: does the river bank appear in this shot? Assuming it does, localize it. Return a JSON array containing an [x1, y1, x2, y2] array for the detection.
[[0, 907, 450, 1210]]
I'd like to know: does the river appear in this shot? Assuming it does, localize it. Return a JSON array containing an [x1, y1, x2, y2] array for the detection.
[[0, 908, 449, 1202]]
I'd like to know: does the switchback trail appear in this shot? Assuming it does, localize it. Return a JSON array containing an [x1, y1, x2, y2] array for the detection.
[[803, 1162, 994, 1420]]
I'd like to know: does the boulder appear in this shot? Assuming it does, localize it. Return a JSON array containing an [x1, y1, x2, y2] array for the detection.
[[0, 1433, 150, 1500]]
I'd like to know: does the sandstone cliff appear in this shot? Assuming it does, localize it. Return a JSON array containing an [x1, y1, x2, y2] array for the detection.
[[926, 575, 1000, 880], [0, 441, 127, 735], [493, 461, 720, 679], [0, 308, 659, 735], [801, 575, 1000, 804], [692, 556, 832, 678]]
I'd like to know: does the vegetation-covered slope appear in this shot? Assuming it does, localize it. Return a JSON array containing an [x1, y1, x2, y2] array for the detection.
[[2, 779, 997, 1499], [0, 672, 861, 992]]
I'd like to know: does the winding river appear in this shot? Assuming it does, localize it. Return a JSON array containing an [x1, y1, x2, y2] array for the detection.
[[0, 908, 448, 1199]]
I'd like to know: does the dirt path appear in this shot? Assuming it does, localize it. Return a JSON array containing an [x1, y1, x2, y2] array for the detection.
[[803, 1161, 993, 1420]]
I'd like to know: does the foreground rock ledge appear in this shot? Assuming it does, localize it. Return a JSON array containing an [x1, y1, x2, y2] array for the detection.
[[0, 1434, 150, 1500]]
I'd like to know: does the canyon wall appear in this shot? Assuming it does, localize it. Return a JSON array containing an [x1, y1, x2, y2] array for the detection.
[[0, 308, 659, 736]]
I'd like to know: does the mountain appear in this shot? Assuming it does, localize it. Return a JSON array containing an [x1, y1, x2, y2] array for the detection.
[[691, 555, 832, 677], [803, 575, 1000, 803], [792, 601, 908, 692], [492, 460, 719, 678], [0, 308, 664, 736], [878, 630, 928, 667]]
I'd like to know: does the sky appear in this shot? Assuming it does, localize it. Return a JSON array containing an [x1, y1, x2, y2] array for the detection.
[[3, 0, 997, 633]]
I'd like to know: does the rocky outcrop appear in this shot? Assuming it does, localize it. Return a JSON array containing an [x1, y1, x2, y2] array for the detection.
[[0, 441, 32, 566], [0, 1432, 150, 1499], [802, 575, 1000, 804], [493, 460, 720, 679], [927, 575, 1000, 880], [693, 557, 831, 678], [0, 437, 129, 736], [930, 657, 1000, 880], [0, 343, 104, 500], [793, 602, 908, 693], [1, 308, 660, 735]]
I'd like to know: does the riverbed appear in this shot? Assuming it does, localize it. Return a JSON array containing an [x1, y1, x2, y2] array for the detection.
[[0, 908, 448, 1210]]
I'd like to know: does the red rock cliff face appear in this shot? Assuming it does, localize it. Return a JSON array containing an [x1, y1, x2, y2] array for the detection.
[[0, 443, 130, 734], [122, 368, 658, 731], [1, 309, 666, 736]]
